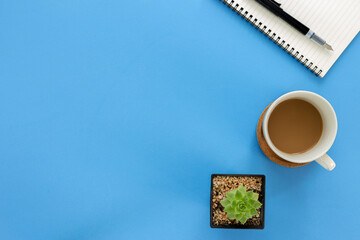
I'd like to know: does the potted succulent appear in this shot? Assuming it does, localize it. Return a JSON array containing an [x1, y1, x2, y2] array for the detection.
[[210, 174, 265, 229]]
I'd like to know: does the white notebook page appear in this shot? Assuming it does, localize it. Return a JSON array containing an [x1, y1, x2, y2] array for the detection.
[[223, 0, 360, 77]]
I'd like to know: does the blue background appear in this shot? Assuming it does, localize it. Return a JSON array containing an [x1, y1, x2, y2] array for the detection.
[[1, 0, 359, 239]]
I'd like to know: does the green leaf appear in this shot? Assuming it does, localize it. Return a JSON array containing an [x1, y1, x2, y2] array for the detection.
[[250, 208, 258, 216], [224, 205, 234, 213], [235, 189, 243, 200], [220, 199, 230, 207], [227, 212, 236, 219], [239, 215, 248, 224], [238, 185, 246, 194], [245, 212, 253, 219], [251, 193, 259, 200], [232, 200, 238, 208], [252, 201, 262, 209], [246, 191, 253, 199], [235, 212, 243, 219], [235, 214, 242, 222], [226, 190, 235, 199]]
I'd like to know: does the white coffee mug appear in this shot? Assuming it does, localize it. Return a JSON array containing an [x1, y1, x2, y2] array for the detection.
[[263, 91, 337, 171]]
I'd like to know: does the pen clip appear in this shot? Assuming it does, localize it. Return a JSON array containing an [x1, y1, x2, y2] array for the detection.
[[268, 0, 281, 7]]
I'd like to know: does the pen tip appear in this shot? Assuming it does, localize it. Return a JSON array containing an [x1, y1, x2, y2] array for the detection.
[[324, 43, 333, 51]]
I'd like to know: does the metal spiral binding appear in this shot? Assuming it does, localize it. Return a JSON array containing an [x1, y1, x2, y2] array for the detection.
[[220, 0, 322, 77]]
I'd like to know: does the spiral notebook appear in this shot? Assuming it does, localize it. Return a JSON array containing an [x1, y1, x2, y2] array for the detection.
[[220, 0, 360, 77]]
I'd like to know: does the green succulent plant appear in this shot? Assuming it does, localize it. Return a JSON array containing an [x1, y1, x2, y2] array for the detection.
[[220, 185, 262, 224]]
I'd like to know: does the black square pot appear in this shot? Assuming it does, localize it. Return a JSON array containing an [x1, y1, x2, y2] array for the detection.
[[210, 174, 265, 229]]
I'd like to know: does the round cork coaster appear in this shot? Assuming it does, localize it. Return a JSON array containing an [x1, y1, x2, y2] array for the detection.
[[257, 104, 310, 168]]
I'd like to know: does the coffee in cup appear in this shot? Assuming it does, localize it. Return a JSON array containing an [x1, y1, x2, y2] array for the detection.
[[268, 99, 323, 155]]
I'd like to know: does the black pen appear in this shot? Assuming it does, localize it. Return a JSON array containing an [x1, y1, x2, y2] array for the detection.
[[255, 0, 333, 51]]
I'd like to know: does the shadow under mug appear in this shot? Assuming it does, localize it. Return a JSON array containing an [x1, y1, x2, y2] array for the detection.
[[263, 91, 337, 171]]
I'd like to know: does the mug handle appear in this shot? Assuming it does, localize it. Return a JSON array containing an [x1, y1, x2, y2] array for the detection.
[[315, 154, 336, 171]]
